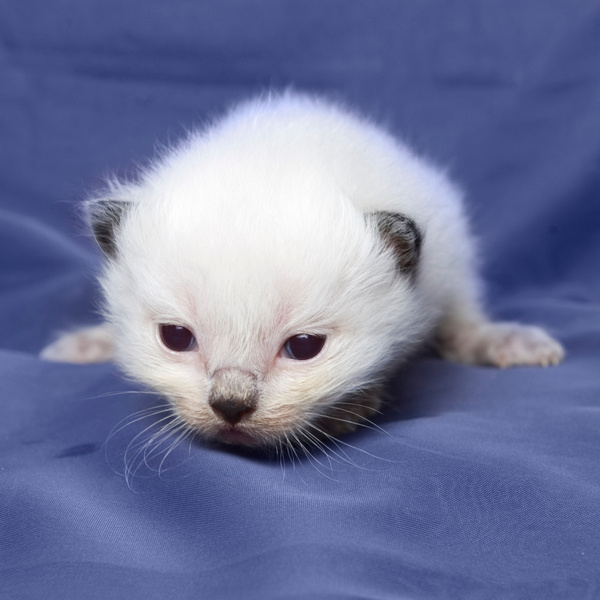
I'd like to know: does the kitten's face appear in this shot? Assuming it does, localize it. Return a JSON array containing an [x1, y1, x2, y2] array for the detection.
[[97, 193, 423, 447]]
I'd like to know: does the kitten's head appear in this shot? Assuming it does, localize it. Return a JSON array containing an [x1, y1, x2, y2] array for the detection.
[[88, 175, 425, 447]]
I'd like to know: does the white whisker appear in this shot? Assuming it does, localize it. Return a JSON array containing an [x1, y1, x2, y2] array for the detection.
[[291, 429, 339, 480], [83, 389, 166, 402], [333, 400, 385, 416], [302, 420, 364, 469], [298, 428, 344, 475], [105, 405, 173, 446], [121, 413, 180, 485], [139, 418, 185, 469], [158, 424, 195, 477], [322, 407, 394, 439], [305, 420, 393, 465]]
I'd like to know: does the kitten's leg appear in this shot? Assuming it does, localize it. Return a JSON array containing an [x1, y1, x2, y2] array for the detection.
[[438, 318, 565, 368], [40, 324, 115, 364], [436, 292, 565, 368]]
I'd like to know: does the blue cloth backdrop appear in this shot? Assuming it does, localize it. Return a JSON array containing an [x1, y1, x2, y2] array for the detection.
[[1, 2, 599, 599]]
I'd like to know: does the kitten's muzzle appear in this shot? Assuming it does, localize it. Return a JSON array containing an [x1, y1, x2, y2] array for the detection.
[[208, 368, 259, 425]]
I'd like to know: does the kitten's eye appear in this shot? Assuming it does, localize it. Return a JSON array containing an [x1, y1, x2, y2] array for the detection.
[[282, 334, 326, 360], [159, 324, 196, 352]]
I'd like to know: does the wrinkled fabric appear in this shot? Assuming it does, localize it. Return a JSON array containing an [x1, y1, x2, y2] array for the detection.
[[1, 2, 599, 599]]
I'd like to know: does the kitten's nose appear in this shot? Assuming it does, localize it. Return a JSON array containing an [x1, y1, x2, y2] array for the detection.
[[209, 367, 259, 425], [209, 397, 256, 425]]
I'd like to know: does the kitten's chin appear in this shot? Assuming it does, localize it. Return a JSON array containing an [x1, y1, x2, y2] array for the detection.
[[214, 427, 263, 447]]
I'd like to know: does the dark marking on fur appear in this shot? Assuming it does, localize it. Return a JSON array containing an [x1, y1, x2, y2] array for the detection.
[[88, 199, 129, 259], [369, 211, 422, 279]]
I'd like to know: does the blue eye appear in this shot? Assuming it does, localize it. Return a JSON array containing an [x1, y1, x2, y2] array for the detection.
[[159, 324, 196, 352], [283, 334, 326, 360]]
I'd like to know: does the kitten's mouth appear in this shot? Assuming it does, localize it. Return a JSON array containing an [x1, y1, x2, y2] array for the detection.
[[216, 427, 260, 447]]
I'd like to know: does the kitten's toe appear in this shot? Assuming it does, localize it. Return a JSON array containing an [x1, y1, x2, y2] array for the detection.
[[40, 325, 114, 364], [481, 323, 565, 368], [439, 322, 565, 368]]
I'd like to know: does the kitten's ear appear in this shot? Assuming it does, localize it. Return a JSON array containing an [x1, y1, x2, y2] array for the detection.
[[86, 199, 130, 259], [368, 211, 422, 277]]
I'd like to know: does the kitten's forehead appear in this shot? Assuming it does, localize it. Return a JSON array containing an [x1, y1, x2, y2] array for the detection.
[[168, 252, 337, 334], [129, 182, 374, 287]]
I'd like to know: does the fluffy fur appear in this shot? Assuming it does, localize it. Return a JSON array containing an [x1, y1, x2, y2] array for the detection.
[[41, 93, 564, 447]]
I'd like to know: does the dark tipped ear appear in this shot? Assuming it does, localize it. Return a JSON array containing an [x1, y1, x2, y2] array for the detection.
[[87, 199, 129, 259], [369, 211, 422, 277]]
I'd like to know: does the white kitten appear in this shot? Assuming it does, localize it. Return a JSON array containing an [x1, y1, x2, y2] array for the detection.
[[41, 93, 564, 447]]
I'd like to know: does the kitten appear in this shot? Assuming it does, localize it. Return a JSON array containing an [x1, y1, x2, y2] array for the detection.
[[41, 93, 564, 447]]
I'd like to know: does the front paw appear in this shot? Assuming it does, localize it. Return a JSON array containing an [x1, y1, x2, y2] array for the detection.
[[439, 321, 565, 368], [40, 325, 115, 364]]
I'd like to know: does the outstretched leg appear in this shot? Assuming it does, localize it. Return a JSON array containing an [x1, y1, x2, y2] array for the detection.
[[436, 293, 565, 368], [437, 317, 564, 368]]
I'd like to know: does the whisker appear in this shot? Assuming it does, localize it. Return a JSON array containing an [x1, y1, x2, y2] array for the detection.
[[297, 426, 331, 457], [105, 407, 175, 483], [284, 432, 307, 485], [158, 424, 195, 477], [321, 407, 394, 439], [297, 425, 346, 469], [276, 438, 286, 482], [122, 413, 178, 458], [289, 430, 337, 481], [140, 418, 185, 469], [82, 389, 167, 402], [293, 429, 337, 478], [302, 421, 364, 469], [305, 420, 393, 465], [333, 400, 385, 416], [105, 405, 173, 445], [296, 424, 333, 458], [122, 414, 179, 484]]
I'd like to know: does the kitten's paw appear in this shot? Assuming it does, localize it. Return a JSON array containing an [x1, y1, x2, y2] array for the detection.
[[439, 321, 565, 368], [40, 325, 115, 364]]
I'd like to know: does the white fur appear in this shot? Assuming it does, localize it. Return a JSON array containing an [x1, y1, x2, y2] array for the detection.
[[42, 93, 564, 446]]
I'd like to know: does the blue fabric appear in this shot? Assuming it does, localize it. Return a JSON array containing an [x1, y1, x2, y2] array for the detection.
[[1, 2, 599, 598]]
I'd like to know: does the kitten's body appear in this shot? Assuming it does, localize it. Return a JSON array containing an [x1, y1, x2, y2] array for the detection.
[[42, 94, 564, 446]]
